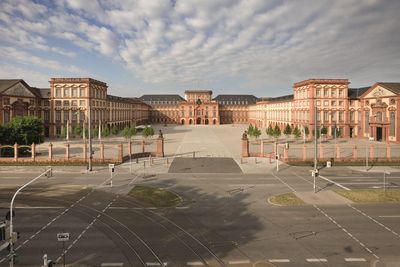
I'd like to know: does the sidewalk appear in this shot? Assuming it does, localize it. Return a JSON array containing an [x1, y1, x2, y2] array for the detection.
[[295, 190, 353, 205]]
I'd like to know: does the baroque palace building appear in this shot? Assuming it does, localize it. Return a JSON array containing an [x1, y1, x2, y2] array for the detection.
[[1, 77, 400, 142], [0, 78, 150, 138]]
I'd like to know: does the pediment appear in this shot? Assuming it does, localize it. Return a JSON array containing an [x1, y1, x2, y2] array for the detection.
[[364, 86, 396, 98], [3, 82, 35, 97]]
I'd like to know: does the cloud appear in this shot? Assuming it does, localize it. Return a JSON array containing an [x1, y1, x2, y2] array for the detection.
[[0, 0, 399, 94]]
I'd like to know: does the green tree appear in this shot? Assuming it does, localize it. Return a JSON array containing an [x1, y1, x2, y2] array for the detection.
[[266, 124, 274, 137], [304, 125, 310, 138], [247, 124, 254, 137], [73, 124, 83, 137], [60, 126, 67, 138], [111, 126, 119, 135], [93, 127, 99, 138], [253, 125, 261, 139], [283, 124, 292, 137], [122, 127, 136, 140], [272, 124, 281, 139], [6, 116, 45, 145], [293, 126, 301, 139], [320, 125, 328, 136], [142, 126, 155, 139], [103, 127, 110, 137]]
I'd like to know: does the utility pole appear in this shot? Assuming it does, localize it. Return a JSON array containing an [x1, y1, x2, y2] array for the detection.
[[313, 106, 318, 193], [88, 107, 92, 171]]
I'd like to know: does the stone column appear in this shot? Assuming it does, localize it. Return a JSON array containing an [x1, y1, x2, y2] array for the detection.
[[156, 137, 165, 157], [141, 140, 145, 153], [336, 144, 340, 159], [369, 145, 374, 159], [283, 147, 289, 161], [31, 143, 36, 161], [303, 144, 307, 160], [386, 144, 391, 159], [83, 142, 87, 161], [118, 143, 123, 162], [100, 143, 105, 162], [241, 135, 249, 158], [319, 144, 324, 159], [14, 143, 18, 162], [353, 145, 357, 159], [49, 143, 53, 161], [65, 143, 70, 160], [128, 141, 132, 157]]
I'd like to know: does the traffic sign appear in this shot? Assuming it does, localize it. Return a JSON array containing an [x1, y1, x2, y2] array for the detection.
[[57, 233, 69, 242]]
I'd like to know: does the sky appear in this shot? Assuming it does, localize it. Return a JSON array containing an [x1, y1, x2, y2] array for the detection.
[[0, 0, 399, 97]]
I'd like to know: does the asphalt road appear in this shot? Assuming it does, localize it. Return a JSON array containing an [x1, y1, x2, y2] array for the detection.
[[0, 161, 399, 266]]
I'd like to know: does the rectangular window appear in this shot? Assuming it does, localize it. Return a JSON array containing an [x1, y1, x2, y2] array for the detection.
[[56, 126, 61, 135], [80, 88, 85, 97], [390, 112, 395, 136], [339, 111, 344, 121], [44, 110, 50, 122], [63, 100, 69, 106], [339, 101, 343, 106], [56, 89, 61, 97], [324, 101, 328, 106], [365, 111, 369, 134], [72, 100, 78, 106], [339, 90, 343, 97], [331, 101, 336, 106], [316, 90, 320, 97], [350, 111, 355, 122], [56, 111, 61, 121], [55, 100, 62, 106], [324, 90, 328, 97], [64, 110, 69, 122], [316, 100, 320, 106], [3, 98, 10, 105], [72, 88, 77, 97], [324, 111, 329, 122], [64, 88, 69, 97], [331, 90, 336, 97], [80, 100, 85, 106], [316, 112, 321, 121]]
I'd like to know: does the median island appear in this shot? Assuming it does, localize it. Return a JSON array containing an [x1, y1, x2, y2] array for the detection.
[[334, 189, 400, 203], [128, 185, 182, 207], [268, 192, 305, 206]]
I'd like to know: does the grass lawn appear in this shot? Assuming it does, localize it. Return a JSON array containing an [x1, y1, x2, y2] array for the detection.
[[335, 189, 400, 203], [268, 192, 305, 206], [128, 185, 182, 207]]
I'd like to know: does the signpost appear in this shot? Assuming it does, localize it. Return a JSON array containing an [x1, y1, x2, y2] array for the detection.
[[57, 232, 69, 267], [108, 164, 115, 187]]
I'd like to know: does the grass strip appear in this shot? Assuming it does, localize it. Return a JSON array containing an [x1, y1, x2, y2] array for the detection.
[[128, 185, 182, 207], [268, 192, 305, 206], [335, 189, 400, 203]]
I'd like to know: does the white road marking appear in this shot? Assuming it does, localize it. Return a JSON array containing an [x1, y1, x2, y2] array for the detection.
[[146, 262, 167, 266], [12, 206, 64, 209], [271, 173, 296, 192], [345, 258, 366, 262], [187, 262, 204, 266], [228, 260, 251, 264], [349, 205, 400, 238], [340, 182, 390, 185], [313, 205, 379, 259], [268, 259, 290, 263], [379, 215, 400, 218], [306, 258, 327, 262], [100, 263, 124, 267], [319, 175, 350, 191]]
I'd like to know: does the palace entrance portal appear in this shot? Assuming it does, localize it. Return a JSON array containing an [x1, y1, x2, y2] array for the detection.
[[377, 127, 382, 141]]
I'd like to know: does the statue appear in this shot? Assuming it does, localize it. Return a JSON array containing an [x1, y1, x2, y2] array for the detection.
[[158, 129, 163, 138], [242, 130, 247, 140]]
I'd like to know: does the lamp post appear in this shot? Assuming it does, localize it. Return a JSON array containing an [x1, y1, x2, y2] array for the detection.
[[88, 107, 92, 172], [366, 114, 376, 171], [313, 106, 318, 193]]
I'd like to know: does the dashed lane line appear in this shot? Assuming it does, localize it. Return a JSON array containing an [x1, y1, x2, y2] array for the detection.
[[100, 263, 124, 267], [378, 215, 400, 218], [187, 262, 204, 266], [349, 205, 400, 239], [146, 262, 168, 266], [306, 258, 328, 262], [313, 205, 379, 259], [345, 258, 366, 262], [228, 260, 251, 264], [268, 259, 290, 263]]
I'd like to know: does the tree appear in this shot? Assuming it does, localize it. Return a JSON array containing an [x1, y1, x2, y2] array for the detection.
[[92, 127, 99, 138], [73, 124, 83, 137], [247, 124, 254, 137], [253, 125, 261, 139], [320, 125, 328, 136], [4, 116, 45, 145], [304, 125, 310, 138], [61, 126, 67, 138], [142, 126, 154, 139], [111, 126, 119, 135], [266, 124, 274, 137], [283, 124, 292, 137], [103, 127, 110, 137], [272, 124, 281, 139], [122, 127, 136, 140], [293, 126, 301, 139]]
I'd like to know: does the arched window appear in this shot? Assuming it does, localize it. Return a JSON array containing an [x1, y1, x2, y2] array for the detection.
[[390, 112, 395, 136]]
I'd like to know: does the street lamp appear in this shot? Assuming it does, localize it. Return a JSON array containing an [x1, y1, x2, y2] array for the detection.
[[313, 106, 318, 193], [88, 107, 93, 171], [365, 114, 376, 171]]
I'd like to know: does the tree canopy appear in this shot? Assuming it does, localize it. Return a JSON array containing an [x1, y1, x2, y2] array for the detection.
[[142, 126, 155, 139], [122, 127, 136, 140], [0, 116, 44, 145], [283, 124, 292, 136]]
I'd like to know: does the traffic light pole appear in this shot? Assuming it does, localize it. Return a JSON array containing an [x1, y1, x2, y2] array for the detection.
[[9, 168, 52, 267]]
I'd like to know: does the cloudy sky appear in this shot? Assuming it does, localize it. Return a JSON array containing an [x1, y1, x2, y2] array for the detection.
[[0, 0, 399, 97]]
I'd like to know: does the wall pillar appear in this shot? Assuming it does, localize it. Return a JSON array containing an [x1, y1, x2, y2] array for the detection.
[[353, 145, 357, 159], [386, 144, 391, 159], [118, 143, 123, 162], [14, 143, 18, 162], [100, 143, 105, 162], [156, 137, 165, 157], [141, 140, 145, 153], [49, 143, 53, 161], [369, 145, 374, 159], [241, 136, 249, 157], [336, 144, 340, 159], [65, 143, 70, 160], [303, 144, 307, 160], [31, 143, 36, 161], [319, 144, 324, 159]]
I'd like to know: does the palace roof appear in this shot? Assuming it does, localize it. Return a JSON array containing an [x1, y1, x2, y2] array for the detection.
[[213, 94, 258, 105]]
